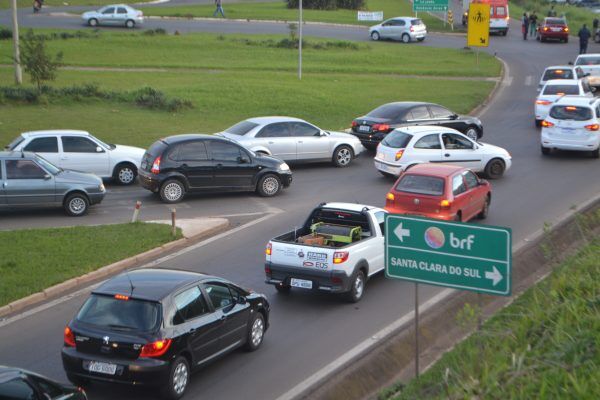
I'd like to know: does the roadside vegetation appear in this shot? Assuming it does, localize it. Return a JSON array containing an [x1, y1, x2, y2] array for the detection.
[[1, 0, 117, 9], [0, 223, 182, 307], [0, 29, 498, 148], [510, 0, 596, 36], [380, 238, 600, 399]]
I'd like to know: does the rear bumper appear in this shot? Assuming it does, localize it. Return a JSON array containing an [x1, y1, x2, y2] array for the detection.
[[384, 208, 456, 221], [374, 158, 404, 176], [62, 347, 170, 386], [264, 262, 351, 293], [138, 170, 161, 192], [540, 32, 568, 39]]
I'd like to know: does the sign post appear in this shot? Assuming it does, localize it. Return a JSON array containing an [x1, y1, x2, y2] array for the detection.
[[467, 2, 490, 68], [413, 0, 449, 12]]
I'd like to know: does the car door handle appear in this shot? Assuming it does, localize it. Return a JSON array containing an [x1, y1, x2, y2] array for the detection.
[[220, 315, 226, 321], [60, 156, 68, 160], [215, 163, 223, 169], [181, 163, 188, 169], [2, 182, 7, 188], [444, 153, 450, 157], [189, 327, 197, 334], [268, 141, 275, 144], [298, 141, 303, 143]]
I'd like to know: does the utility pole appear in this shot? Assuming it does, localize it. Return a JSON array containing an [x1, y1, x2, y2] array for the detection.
[[11, 0, 22, 85], [298, 0, 302, 80]]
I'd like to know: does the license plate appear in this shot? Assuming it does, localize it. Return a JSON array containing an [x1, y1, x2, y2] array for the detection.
[[88, 361, 117, 375], [561, 128, 575, 134], [377, 161, 389, 172], [290, 278, 313, 289], [141, 162, 147, 169], [551, 27, 561, 32], [359, 125, 370, 132]]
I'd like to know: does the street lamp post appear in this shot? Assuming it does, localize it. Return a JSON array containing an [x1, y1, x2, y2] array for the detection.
[[298, 0, 302, 80]]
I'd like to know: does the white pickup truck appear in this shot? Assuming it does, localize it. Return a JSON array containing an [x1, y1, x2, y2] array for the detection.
[[574, 54, 600, 90], [264, 202, 387, 302]]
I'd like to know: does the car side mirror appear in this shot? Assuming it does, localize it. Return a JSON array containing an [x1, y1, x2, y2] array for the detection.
[[319, 131, 327, 137], [473, 144, 479, 150], [43, 174, 52, 180], [96, 146, 104, 153], [237, 296, 247, 304], [450, 114, 459, 120], [237, 156, 249, 164]]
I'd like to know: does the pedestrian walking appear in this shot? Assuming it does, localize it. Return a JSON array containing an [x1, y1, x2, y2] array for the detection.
[[593, 17, 599, 43], [213, 0, 225, 18], [547, 5, 556, 17], [578, 24, 591, 54], [529, 11, 538, 37], [522, 13, 530, 40]]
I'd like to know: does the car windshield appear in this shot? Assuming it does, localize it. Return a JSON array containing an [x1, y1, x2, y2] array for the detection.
[[542, 85, 579, 95], [35, 155, 61, 175], [395, 175, 445, 196], [542, 69, 574, 80], [549, 105, 593, 121], [224, 121, 259, 136], [367, 104, 405, 120], [6, 135, 25, 151], [381, 131, 413, 148], [546, 18, 565, 25], [76, 294, 162, 332], [575, 56, 600, 66]]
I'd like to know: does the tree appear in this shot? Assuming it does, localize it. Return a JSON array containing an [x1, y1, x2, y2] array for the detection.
[[20, 30, 63, 92]]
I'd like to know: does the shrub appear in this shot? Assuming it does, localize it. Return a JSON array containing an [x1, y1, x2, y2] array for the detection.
[[143, 28, 167, 36], [0, 87, 40, 103], [133, 87, 193, 112], [0, 27, 12, 40], [286, 0, 364, 10], [20, 30, 63, 92]]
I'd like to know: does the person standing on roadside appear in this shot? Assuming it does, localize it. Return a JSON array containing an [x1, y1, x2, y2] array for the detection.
[[593, 17, 599, 43], [578, 24, 591, 54], [529, 11, 538, 38], [213, 0, 225, 18], [547, 5, 556, 17], [522, 12, 530, 40]]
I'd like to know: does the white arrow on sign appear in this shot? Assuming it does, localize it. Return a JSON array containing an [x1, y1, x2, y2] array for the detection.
[[485, 266, 503, 286], [394, 222, 411, 242]]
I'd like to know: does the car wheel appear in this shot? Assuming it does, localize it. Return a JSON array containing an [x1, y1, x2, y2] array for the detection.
[[540, 36, 546, 43], [535, 119, 542, 128], [401, 33, 410, 43], [162, 356, 189, 400], [257, 174, 282, 197], [454, 212, 462, 222], [332, 145, 353, 167], [275, 283, 291, 293], [477, 195, 490, 219], [160, 179, 186, 203], [591, 147, 599, 158], [541, 146, 551, 156], [564, 37, 568, 43], [484, 158, 505, 179], [88, 18, 98, 27], [465, 126, 479, 141], [371, 31, 380, 41], [64, 193, 89, 217], [345, 270, 365, 303], [125, 19, 135, 29], [417, 37, 425, 42], [114, 163, 137, 185], [244, 312, 266, 352]]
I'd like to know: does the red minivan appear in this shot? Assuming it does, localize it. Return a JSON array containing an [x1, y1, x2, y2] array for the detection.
[[384, 164, 491, 222]]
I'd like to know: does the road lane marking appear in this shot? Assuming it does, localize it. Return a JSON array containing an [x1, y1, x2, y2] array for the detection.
[[525, 75, 533, 86]]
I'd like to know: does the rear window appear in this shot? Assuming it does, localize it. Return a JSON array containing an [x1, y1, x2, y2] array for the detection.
[[549, 105, 593, 121], [147, 140, 168, 156], [542, 85, 579, 95], [6, 135, 25, 150], [575, 56, 600, 66], [411, 19, 422, 26], [224, 120, 259, 136], [546, 18, 566, 25], [367, 104, 405, 120], [542, 69, 574, 80], [395, 175, 445, 196], [495, 6, 506, 16], [76, 294, 161, 332], [381, 131, 413, 148]]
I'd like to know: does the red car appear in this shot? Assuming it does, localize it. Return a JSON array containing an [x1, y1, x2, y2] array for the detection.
[[536, 17, 569, 43], [384, 164, 491, 222]]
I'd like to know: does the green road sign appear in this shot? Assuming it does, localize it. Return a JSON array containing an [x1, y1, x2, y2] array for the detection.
[[385, 215, 511, 296], [413, 0, 448, 12]]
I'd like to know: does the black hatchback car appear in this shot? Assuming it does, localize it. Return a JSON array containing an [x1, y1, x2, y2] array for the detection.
[[62, 269, 270, 399], [0, 366, 87, 399], [138, 134, 292, 203], [350, 102, 483, 149]]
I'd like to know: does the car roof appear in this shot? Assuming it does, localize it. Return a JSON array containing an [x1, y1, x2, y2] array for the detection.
[[244, 116, 306, 125], [321, 202, 378, 213], [0, 366, 22, 384], [575, 54, 600, 59], [162, 134, 224, 144], [92, 268, 220, 301], [553, 96, 599, 106], [376, 101, 430, 109], [403, 163, 466, 177], [544, 79, 579, 86], [21, 130, 90, 138]]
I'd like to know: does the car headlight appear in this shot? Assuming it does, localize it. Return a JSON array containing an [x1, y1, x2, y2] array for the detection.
[[279, 163, 290, 171], [99, 183, 106, 192]]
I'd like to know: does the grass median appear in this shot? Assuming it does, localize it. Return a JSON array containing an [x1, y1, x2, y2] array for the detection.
[[380, 238, 600, 399], [0, 223, 182, 307]]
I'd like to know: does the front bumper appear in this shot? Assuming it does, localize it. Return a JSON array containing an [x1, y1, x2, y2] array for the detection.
[[62, 347, 170, 387], [265, 262, 352, 293], [279, 171, 293, 187], [88, 192, 105, 205]]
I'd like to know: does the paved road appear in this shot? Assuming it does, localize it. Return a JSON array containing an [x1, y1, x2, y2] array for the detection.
[[1, 9, 600, 400]]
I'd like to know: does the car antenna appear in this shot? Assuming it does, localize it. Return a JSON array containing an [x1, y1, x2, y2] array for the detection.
[[125, 270, 135, 296]]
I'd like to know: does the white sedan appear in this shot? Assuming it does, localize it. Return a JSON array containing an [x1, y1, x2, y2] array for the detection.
[[82, 4, 144, 28], [374, 126, 511, 179], [535, 79, 594, 127]]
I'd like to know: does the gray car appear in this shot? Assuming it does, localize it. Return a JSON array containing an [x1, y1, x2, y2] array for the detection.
[[216, 117, 365, 167], [369, 17, 427, 43], [81, 4, 144, 29], [0, 152, 106, 216]]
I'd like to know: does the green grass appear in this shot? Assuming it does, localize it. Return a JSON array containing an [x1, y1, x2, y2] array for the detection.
[[1, 0, 117, 9], [141, 0, 460, 32], [510, 1, 595, 36], [382, 239, 600, 400], [0, 223, 182, 307]]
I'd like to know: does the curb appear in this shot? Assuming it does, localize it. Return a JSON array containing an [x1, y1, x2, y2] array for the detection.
[[469, 54, 508, 118], [0, 219, 229, 318]]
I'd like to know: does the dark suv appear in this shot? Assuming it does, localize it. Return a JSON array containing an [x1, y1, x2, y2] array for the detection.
[[139, 134, 293, 203], [0, 366, 87, 399], [62, 269, 270, 400], [351, 102, 483, 149]]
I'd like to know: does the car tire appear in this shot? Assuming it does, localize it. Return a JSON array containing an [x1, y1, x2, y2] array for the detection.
[[88, 18, 98, 27], [275, 282, 291, 293], [244, 312, 266, 352], [371, 31, 380, 41], [591, 148, 600, 159], [564, 37, 568, 43], [332, 145, 353, 167], [465, 126, 479, 140], [64, 193, 89, 217], [125, 19, 135, 29], [114, 163, 137, 185], [401, 33, 411, 43], [454, 212, 462, 222], [344, 270, 365, 303], [484, 158, 505, 179], [541, 146, 551, 156], [162, 356, 189, 400], [535, 119, 542, 128], [257, 174, 282, 197], [477, 195, 490, 219], [160, 179, 186, 203], [417, 37, 425, 42]]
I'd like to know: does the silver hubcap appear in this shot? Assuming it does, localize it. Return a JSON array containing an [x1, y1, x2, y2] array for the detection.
[[336, 148, 351, 165], [118, 168, 134, 184], [164, 182, 183, 201], [466, 129, 478, 140], [172, 362, 188, 395], [262, 177, 279, 196], [251, 317, 264, 347], [403, 35, 409, 43], [69, 197, 86, 214], [372, 32, 379, 40], [90, 19, 96, 26], [354, 275, 364, 298]]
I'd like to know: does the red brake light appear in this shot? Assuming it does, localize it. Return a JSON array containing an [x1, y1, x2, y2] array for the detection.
[[536, 99, 552, 105], [333, 251, 349, 264], [351, 121, 358, 127], [565, 106, 577, 111], [151, 156, 161, 175], [541, 120, 554, 128], [265, 243, 272, 256], [386, 192, 395, 201], [372, 123, 391, 132], [395, 149, 405, 160], [410, 26, 415, 32], [584, 124, 600, 131], [140, 339, 172, 358], [64, 326, 76, 347], [115, 294, 129, 301]]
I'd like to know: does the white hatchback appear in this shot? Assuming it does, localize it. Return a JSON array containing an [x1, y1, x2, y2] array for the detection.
[[535, 79, 594, 127], [537, 65, 587, 92], [541, 96, 600, 158], [373, 126, 511, 179]]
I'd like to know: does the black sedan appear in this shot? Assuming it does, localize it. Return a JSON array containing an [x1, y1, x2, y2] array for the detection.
[[350, 102, 483, 149], [62, 269, 270, 399], [0, 366, 87, 399]]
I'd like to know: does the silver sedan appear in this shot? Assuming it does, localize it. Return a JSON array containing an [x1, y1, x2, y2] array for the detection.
[[216, 117, 365, 167], [82, 5, 144, 29]]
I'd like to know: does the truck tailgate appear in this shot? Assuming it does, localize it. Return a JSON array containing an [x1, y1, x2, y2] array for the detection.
[[270, 242, 335, 272]]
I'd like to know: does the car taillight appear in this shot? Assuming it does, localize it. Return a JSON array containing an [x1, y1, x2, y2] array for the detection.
[[150, 156, 161, 174], [264, 265, 271, 275], [541, 120, 554, 128], [351, 121, 358, 127], [585, 124, 600, 131], [386, 192, 395, 201], [64, 326, 76, 347], [140, 339, 172, 358], [535, 99, 552, 105], [265, 243, 272, 256], [372, 123, 391, 132], [115, 294, 129, 301], [440, 199, 451, 208], [333, 251, 349, 264], [395, 149, 404, 160], [410, 26, 415, 32]]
